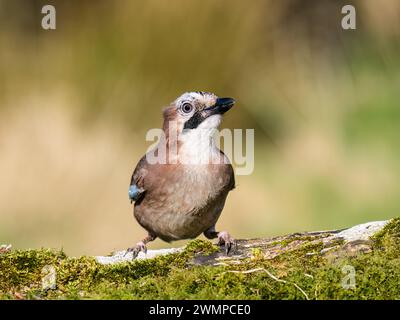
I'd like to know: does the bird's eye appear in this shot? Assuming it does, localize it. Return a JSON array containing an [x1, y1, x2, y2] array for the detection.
[[181, 103, 193, 114]]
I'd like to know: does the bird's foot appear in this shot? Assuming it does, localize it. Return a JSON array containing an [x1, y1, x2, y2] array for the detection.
[[125, 241, 147, 259], [217, 231, 236, 255]]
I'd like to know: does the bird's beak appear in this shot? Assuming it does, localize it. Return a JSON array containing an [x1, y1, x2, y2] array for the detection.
[[204, 97, 235, 115]]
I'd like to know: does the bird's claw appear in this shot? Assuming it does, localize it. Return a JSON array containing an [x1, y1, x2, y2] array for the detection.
[[217, 231, 236, 255], [125, 241, 147, 259]]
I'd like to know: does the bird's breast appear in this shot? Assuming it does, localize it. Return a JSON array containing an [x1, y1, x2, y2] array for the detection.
[[134, 161, 232, 241]]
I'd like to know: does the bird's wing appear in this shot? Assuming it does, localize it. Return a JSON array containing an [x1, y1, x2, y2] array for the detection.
[[226, 163, 236, 191], [220, 150, 235, 191], [128, 155, 148, 203]]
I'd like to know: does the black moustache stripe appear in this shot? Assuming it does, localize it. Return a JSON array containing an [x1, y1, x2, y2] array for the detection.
[[183, 111, 204, 130]]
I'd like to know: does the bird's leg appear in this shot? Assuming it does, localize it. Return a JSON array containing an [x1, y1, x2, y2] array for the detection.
[[204, 227, 236, 255], [125, 233, 156, 259]]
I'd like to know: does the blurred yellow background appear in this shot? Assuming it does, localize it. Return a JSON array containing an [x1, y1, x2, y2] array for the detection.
[[0, 0, 399, 255]]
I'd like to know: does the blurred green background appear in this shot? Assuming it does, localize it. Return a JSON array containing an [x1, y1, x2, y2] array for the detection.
[[0, 0, 399, 256]]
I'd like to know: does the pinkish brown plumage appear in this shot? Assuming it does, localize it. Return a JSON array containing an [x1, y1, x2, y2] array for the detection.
[[127, 92, 236, 258]]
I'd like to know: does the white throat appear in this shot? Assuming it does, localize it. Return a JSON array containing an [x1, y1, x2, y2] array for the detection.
[[178, 115, 222, 164]]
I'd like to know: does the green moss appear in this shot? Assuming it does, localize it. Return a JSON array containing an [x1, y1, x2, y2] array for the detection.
[[269, 233, 331, 249], [184, 239, 220, 256], [1, 226, 400, 300], [372, 218, 400, 258]]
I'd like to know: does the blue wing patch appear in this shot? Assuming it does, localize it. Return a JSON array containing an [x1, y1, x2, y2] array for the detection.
[[128, 184, 141, 202]]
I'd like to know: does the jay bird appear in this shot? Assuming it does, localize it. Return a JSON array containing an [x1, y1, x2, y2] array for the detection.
[[127, 91, 236, 258]]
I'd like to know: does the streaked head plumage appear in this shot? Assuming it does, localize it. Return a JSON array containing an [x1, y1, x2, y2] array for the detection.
[[163, 91, 235, 132]]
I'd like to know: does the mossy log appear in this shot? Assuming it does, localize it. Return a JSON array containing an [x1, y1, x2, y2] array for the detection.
[[1, 218, 399, 299]]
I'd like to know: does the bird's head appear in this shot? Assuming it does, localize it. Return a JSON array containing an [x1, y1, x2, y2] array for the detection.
[[163, 91, 235, 135]]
